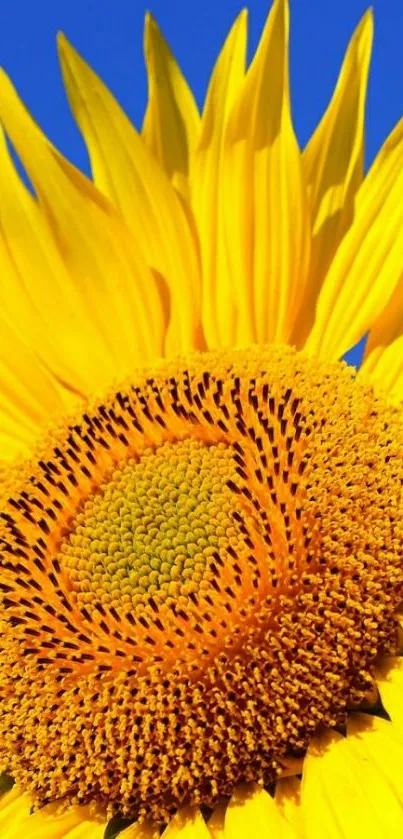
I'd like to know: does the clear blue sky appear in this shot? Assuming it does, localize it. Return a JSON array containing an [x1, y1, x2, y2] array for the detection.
[[1, 0, 402, 367]]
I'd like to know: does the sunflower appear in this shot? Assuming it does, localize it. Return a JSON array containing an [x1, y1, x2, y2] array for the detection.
[[0, 0, 402, 836]]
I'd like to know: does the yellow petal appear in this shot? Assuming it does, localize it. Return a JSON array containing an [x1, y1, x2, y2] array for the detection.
[[58, 34, 202, 357], [358, 275, 403, 403], [0, 434, 27, 465], [0, 125, 108, 398], [0, 72, 165, 386], [224, 783, 296, 838], [274, 777, 303, 835], [360, 336, 403, 405], [161, 806, 212, 838], [142, 14, 200, 200], [0, 787, 31, 835], [118, 818, 159, 838], [347, 713, 403, 806], [190, 10, 247, 348], [0, 309, 75, 461], [301, 720, 403, 837], [207, 801, 226, 838], [292, 10, 373, 347], [0, 795, 106, 839], [221, 0, 310, 346], [305, 116, 403, 360], [61, 820, 106, 838], [376, 656, 403, 732]]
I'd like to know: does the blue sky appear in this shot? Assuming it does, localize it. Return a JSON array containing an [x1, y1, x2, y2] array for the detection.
[[1, 0, 402, 367]]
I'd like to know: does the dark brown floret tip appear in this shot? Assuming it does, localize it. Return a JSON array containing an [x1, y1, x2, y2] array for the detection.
[[0, 345, 402, 823]]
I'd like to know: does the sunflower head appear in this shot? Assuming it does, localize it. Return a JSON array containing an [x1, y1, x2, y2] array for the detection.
[[1, 346, 402, 824], [0, 0, 403, 836]]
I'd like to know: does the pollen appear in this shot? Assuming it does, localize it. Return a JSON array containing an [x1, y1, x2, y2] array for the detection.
[[61, 439, 247, 610], [0, 346, 402, 825]]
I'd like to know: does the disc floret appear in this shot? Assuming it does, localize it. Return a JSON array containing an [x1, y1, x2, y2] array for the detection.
[[0, 347, 402, 823]]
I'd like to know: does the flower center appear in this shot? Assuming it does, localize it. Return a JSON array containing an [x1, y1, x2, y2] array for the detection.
[[61, 439, 247, 612], [0, 346, 402, 825]]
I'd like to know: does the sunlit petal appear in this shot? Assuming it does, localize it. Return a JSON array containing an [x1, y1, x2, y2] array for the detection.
[[293, 10, 373, 347], [222, 0, 310, 346], [190, 10, 247, 347], [0, 309, 75, 461], [161, 806, 212, 838], [113, 817, 159, 838], [301, 720, 403, 837], [275, 777, 303, 835], [0, 791, 106, 839], [0, 72, 165, 381], [142, 14, 200, 200], [376, 656, 403, 732], [358, 275, 403, 402], [305, 118, 403, 359], [223, 783, 296, 838], [58, 35, 202, 357]]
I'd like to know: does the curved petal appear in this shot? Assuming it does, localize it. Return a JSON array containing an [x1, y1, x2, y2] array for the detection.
[[223, 783, 297, 838], [292, 10, 373, 347], [0, 125, 110, 397], [221, 0, 310, 346], [118, 819, 159, 838], [58, 35, 202, 358], [0, 72, 165, 386], [62, 822, 106, 838], [160, 806, 212, 838], [0, 790, 106, 839], [360, 336, 403, 405], [376, 656, 403, 732], [305, 117, 403, 360], [142, 14, 200, 200], [358, 276, 403, 403], [207, 801, 226, 838], [0, 309, 76, 462], [274, 777, 303, 835], [190, 10, 247, 348], [347, 714, 403, 806], [301, 720, 403, 837], [0, 787, 31, 834], [0, 433, 29, 466]]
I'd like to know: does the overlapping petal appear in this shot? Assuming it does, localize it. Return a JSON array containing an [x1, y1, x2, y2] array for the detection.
[[376, 656, 403, 732], [119, 817, 160, 838], [142, 14, 200, 200], [0, 309, 76, 462], [221, 783, 297, 838], [358, 275, 403, 402], [221, 0, 310, 347], [0, 3, 402, 838], [207, 802, 226, 838], [190, 11, 247, 348], [0, 786, 31, 836], [0, 124, 112, 399], [160, 807, 212, 838], [0, 787, 106, 839], [305, 117, 403, 360], [301, 718, 403, 836], [292, 10, 373, 347], [58, 35, 202, 358], [275, 777, 303, 835], [0, 72, 166, 390]]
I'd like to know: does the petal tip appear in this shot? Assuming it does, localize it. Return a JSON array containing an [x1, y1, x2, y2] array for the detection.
[[144, 11, 163, 49], [56, 31, 69, 58], [57, 31, 79, 68], [359, 6, 374, 39]]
